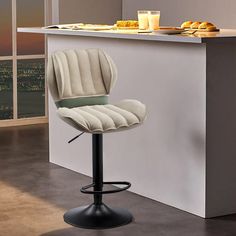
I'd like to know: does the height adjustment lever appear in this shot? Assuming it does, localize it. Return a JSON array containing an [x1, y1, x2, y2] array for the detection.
[[68, 132, 85, 144]]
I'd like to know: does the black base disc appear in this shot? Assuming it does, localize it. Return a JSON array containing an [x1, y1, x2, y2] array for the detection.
[[64, 203, 133, 229]]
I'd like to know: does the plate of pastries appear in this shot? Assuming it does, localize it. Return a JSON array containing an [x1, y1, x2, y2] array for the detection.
[[181, 21, 219, 32], [115, 20, 139, 29]]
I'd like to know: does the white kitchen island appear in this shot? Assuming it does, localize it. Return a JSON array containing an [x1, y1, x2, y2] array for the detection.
[[18, 27, 236, 218]]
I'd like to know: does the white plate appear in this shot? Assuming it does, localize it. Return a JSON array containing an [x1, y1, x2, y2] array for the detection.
[[154, 28, 185, 34]]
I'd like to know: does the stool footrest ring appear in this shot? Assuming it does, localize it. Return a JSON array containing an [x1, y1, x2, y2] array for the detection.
[[80, 181, 131, 194]]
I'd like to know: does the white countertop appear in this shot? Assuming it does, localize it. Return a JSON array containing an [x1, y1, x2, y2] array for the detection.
[[18, 27, 236, 44]]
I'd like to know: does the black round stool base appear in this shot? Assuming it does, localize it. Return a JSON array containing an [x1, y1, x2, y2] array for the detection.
[[64, 203, 133, 229]]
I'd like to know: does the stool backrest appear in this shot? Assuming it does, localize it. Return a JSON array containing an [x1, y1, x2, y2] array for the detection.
[[47, 48, 117, 105]]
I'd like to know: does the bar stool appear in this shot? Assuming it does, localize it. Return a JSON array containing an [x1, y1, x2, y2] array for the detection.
[[47, 48, 147, 229]]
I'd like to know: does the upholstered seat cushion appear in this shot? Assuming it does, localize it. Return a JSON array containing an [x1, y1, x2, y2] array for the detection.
[[57, 99, 147, 133]]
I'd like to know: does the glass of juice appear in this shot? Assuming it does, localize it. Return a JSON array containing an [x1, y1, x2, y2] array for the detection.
[[138, 10, 149, 30], [148, 11, 160, 30]]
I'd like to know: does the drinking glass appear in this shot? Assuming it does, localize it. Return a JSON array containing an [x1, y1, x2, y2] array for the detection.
[[138, 10, 149, 30], [148, 11, 160, 30]]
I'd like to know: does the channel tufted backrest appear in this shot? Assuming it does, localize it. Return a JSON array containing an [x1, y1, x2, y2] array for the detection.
[[47, 48, 117, 102]]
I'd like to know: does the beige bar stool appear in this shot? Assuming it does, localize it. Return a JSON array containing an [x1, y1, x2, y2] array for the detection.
[[47, 48, 147, 229]]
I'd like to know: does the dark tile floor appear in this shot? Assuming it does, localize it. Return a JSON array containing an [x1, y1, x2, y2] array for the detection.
[[1, 124, 236, 236]]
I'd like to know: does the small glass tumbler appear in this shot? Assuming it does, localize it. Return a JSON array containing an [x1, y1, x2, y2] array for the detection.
[[138, 10, 149, 30], [148, 11, 160, 30]]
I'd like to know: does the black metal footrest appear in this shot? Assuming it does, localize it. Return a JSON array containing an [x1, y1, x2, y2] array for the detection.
[[80, 181, 131, 194]]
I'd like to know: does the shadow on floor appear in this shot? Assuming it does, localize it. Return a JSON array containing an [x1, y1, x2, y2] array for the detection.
[[40, 227, 124, 236], [1, 124, 236, 236]]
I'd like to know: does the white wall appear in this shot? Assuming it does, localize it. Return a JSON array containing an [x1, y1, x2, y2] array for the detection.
[[51, 1, 236, 28], [123, 0, 236, 28], [59, 0, 122, 24]]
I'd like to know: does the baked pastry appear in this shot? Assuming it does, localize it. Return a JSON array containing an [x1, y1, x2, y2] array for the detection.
[[181, 20, 217, 32], [206, 26, 217, 31], [181, 21, 193, 29], [198, 22, 216, 31], [116, 21, 126, 27], [198, 21, 213, 29], [116, 20, 139, 28], [190, 21, 202, 29]]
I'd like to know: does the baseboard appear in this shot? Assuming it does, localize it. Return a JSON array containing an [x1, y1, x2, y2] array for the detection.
[[0, 117, 48, 127]]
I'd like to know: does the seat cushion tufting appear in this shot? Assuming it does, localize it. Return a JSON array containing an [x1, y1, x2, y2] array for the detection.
[[57, 99, 147, 133]]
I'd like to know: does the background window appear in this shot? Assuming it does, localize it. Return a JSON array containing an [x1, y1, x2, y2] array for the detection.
[[0, 61, 13, 120], [17, 0, 45, 55], [17, 59, 45, 118], [0, 0, 46, 123], [0, 0, 12, 56]]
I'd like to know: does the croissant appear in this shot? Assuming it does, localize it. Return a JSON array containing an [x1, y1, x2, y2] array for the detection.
[[181, 21, 193, 29], [190, 21, 202, 29], [198, 22, 216, 29]]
